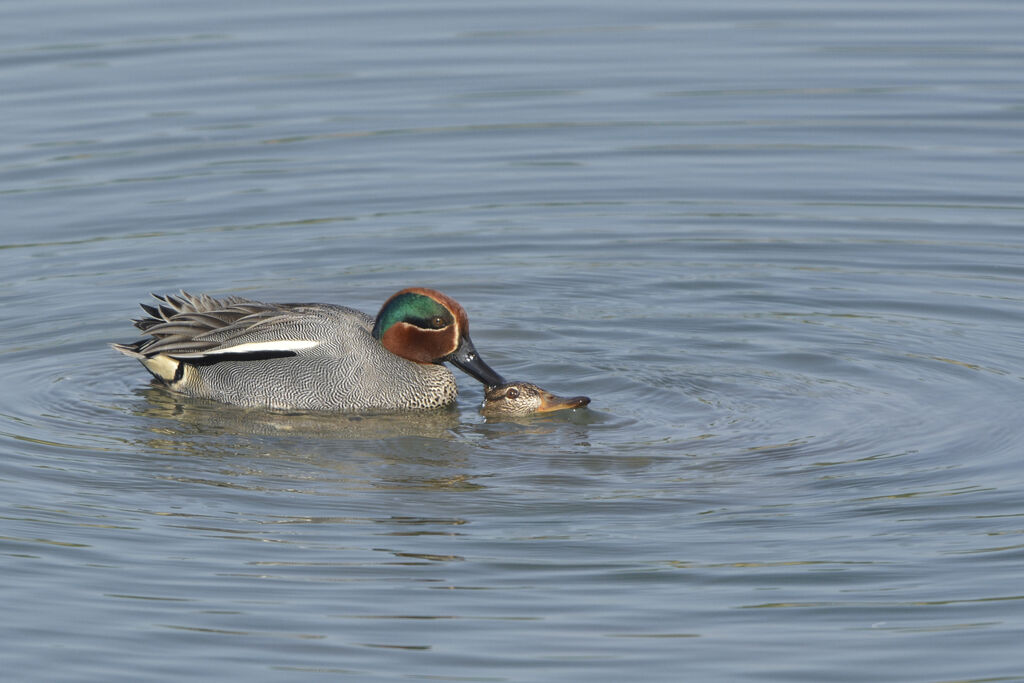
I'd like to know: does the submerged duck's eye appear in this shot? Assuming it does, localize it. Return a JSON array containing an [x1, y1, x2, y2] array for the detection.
[[506, 388, 520, 400]]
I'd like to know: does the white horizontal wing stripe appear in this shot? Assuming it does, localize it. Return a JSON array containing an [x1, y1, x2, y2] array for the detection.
[[189, 339, 320, 356]]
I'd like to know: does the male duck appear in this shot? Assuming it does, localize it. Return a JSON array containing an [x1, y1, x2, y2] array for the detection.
[[112, 288, 507, 412]]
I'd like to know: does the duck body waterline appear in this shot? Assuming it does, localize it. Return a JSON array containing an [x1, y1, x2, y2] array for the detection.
[[112, 288, 506, 412]]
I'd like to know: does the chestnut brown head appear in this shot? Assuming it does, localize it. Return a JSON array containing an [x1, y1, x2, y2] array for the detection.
[[373, 287, 506, 386]]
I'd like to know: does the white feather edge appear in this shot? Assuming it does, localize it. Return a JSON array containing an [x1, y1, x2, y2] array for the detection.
[[170, 339, 320, 358]]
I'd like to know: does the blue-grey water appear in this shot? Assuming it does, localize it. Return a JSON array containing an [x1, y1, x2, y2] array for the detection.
[[3, 1, 1024, 680]]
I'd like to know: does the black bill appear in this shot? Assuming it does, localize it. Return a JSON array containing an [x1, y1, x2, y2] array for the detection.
[[446, 334, 507, 387]]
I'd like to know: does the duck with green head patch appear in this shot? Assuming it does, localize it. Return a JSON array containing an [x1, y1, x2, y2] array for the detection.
[[112, 287, 507, 412]]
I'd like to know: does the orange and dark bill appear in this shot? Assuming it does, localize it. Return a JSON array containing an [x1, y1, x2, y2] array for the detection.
[[534, 389, 590, 413]]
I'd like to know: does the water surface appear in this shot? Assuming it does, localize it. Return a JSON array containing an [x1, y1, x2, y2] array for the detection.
[[3, 1, 1024, 681]]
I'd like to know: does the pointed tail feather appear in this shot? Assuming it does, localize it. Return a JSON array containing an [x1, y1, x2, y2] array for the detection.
[[110, 341, 146, 358]]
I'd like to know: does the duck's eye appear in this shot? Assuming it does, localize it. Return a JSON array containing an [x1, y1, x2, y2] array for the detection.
[[430, 315, 446, 329], [506, 388, 520, 400]]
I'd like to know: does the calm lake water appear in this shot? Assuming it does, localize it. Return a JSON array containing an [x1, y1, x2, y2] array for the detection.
[[3, 1, 1024, 680]]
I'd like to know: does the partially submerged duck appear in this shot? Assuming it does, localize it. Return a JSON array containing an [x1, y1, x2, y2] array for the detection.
[[481, 381, 590, 417], [112, 288, 506, 412]]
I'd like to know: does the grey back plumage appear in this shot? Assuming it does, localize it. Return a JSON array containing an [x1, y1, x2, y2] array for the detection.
[[112, 292, 458, 412]]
